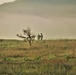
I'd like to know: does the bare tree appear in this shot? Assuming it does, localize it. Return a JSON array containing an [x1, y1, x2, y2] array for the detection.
[[17, 27, 36, 46]]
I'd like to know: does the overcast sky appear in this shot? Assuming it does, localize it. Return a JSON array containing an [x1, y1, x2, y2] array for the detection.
[[0, 0, 76, 39]]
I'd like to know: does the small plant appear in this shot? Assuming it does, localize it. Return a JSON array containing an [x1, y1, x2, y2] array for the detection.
[[35, 56, 41, 61], [63, 46, 67, 50], [24, 56, 32, 61], [3, 57, 11, 62]]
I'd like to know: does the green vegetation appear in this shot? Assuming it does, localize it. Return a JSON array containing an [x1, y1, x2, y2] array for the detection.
[[0, 39, 76, 75]]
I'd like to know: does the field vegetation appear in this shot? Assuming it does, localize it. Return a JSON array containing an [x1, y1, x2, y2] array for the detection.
[[0, 39, 76, 75]]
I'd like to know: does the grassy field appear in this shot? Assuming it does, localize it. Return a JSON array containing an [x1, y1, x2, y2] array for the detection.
[[0, 39, 76, 75]]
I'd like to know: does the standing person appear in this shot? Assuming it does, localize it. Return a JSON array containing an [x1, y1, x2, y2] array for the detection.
[[37, 34, 40, 40], [41, 33, 43, 40]]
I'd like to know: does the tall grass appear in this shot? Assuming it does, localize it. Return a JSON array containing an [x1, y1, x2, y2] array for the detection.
[[0, 39, 76, 75]]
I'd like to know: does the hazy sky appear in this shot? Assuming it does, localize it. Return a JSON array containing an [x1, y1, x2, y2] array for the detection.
[[0, 0, 76, 39]]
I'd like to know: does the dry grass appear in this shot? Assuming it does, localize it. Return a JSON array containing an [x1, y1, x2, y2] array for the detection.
[[0, 39, 76, 75]]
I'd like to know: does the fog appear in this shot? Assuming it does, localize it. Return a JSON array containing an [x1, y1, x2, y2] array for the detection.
[[0, 0, 76, 39]]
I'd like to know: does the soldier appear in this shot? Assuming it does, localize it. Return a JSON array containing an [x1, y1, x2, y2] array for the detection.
[[40, 33, 43, 40], [37, 34, 40, 40]]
